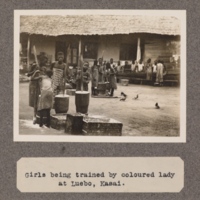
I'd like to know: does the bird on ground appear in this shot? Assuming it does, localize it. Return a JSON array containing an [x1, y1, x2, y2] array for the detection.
[[120, 92, 127, 101], [155, 103, 160, 109], [133, 94, 139, 100]]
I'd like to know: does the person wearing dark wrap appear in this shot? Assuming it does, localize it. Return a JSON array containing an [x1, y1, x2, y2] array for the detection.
[[107, 58, 117, 96], [76, 62, 91, 91], [91, 60, 99, 95], [27, 62, 40, 124]]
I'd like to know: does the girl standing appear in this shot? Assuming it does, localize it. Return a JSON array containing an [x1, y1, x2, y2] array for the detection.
[[31, 67, 53, 127]]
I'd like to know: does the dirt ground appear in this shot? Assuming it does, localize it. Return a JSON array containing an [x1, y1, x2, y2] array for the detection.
[[19, 82, 180, 136]]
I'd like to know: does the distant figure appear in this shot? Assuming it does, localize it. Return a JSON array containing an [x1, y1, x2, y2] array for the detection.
[[138, 59, 144, 72], [155, 60, 165, 85], [103, 61, 107, 82], [146, 58, 153, 80], [107, 58, 117, 96], [152, 60, 157, 73], [122, 61, 131, 73], [120, 92, 127, 101], [117, 61, 122, 72], [91, 60, 99, 95], [76, 62, 90, 91], [98, 57, 105, 83], [131, 60, 138, 72]]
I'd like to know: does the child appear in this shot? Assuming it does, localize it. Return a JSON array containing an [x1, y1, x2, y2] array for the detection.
[[76, 62, 91, 91], [31, 67, 53, 127]]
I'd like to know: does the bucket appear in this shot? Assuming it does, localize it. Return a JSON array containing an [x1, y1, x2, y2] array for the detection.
[[54, 94, 69, 114], [75, 91, 90, 114], [121, 79, 129, 86]]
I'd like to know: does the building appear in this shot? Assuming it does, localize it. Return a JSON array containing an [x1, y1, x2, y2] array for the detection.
[[20, 15, 180, 70]]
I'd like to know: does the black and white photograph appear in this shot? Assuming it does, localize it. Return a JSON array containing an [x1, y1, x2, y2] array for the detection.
[[14, 10, 186, 142]]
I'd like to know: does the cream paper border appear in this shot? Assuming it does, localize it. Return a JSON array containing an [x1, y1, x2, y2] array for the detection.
[[14, 9, 186, 143], [17, 157, 184, 193]]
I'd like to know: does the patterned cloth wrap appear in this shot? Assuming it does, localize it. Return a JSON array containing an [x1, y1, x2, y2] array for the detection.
[[52, 68, 63, 95]]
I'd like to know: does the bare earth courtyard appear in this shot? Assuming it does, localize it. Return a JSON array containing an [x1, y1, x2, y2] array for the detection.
[[19, 82, 180, 137]]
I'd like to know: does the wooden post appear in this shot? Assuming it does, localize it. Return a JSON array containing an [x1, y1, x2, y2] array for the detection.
[[27, 35, 30, 70], [33, 45, 39, 66], [78, 37, 83, 91], [136, 37, 141, 62]]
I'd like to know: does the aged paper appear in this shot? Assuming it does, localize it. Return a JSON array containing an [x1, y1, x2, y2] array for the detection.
[[14, 9, 186, 142], [17, 157, 184, 193]]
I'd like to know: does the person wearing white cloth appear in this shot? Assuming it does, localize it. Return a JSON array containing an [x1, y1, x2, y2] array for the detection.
[[137, 59, 144, 72]]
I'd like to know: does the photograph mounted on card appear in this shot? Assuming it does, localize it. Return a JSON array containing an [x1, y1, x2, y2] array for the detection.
[[14, 9, 186, 142]]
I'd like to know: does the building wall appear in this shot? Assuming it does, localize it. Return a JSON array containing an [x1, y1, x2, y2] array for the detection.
[[30, 35, 56, 62], [21, 33, 179, 69], [143, 35, 180, 68], [97, 36, 120, 62], [144, 38, 170, 62]]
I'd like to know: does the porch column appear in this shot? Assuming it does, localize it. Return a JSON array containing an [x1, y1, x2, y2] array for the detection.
[[78, 37, 83, 91], [27, 35, 30, 70], [66, 44, 71, 65], [136, 37, 141, 62]]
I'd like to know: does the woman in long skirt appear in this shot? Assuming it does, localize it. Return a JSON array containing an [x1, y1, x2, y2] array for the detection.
[[146, 58, 153, 80], [27, 62, 40, 124]]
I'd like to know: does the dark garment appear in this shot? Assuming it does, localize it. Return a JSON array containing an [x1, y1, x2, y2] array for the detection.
[[28, 66, 40, 111], [91, 65, 99, 87], [110, 88, 114, 96], [108, 65, 117, 90], [146, 63, 153, 80], [156, 63, 164, 83], [123, 64, 132, 73], [98, 64, 105, 83], [77, 82, 89, 91], [39, 109, 50, 127], [29, 80, 40, 108], [76, 70, 90, 91], [91, 86, 98, 96]]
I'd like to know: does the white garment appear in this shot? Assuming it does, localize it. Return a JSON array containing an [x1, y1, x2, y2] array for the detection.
[[131, 64, 136, 71], [153, 64, 157, 73], [40, 75, 52, 92], [138, 63, 144, 72]]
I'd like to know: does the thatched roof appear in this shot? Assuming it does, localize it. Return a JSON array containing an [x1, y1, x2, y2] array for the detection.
[[20, 15, 180, 36]]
